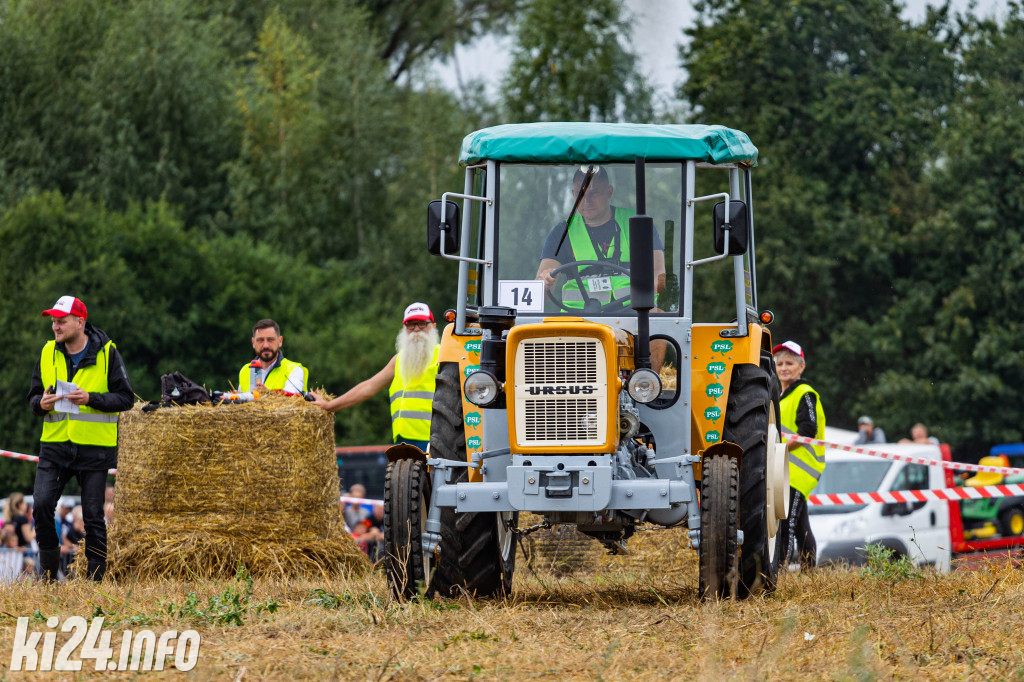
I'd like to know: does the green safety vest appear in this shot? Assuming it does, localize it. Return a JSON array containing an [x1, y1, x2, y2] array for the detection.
[[389, 346, 440, 442], [780, 383, 827, 496], [561, 207, 635, 309], [237, 357, 308, 393], [39, 340, 119, 447]]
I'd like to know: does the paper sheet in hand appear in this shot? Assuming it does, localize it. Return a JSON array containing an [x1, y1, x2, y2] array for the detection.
[[54, 380, 80, 414]]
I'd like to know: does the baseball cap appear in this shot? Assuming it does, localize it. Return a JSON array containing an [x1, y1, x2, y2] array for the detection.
[[41, 296, 87, 320], [403, 302, 433, 324], [771, 340, 804, 359], [858, 416, 873, 426]]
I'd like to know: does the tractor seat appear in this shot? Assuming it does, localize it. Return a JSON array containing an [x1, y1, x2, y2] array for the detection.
[[965, 455, 1010, 487]]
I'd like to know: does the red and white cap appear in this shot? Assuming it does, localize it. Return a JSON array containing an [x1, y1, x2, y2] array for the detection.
[[41, 296, 88, 320], [403, 302, 433, 324], [771, 340, 804, 358]]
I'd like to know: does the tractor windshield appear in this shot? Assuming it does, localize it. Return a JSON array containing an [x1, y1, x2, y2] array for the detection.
[[495, 163, 683, 316]]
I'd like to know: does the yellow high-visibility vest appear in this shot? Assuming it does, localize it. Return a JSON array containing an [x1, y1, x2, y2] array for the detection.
[[388, 347, 440, 442], [237, 357, 308, 393], [39, 340, 119, 447], [780, 383, 826, 496], [561, 207, 635, 309]]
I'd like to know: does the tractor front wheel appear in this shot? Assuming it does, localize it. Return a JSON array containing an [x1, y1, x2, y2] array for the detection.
[[383, 458, 432, 599], [429, 362, 516, 597], [698, 454, 740, 600], [724, 360, 785, 598]]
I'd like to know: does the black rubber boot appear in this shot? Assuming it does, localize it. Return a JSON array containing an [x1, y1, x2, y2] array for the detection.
[[39, 549, 61, 583], [85, 551, 106, 582]]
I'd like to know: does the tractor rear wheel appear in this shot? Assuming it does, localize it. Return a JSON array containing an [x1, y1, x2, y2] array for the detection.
[[724, 360, 784, 598], [429, 362, 516, 597], [698, 454, 740, 600], [383, 458, 432, 598]]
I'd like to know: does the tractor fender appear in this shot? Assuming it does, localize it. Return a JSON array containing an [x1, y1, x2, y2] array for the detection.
[[700, 440, 744, 463], [386, 443, 428, 465]]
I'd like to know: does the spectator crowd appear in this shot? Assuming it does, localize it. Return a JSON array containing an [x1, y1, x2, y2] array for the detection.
[[0, 484, 115, 582]]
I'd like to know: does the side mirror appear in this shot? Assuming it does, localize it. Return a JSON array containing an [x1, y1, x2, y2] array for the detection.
[[712, 199, 749, 256], [427, 200, 461, 256]]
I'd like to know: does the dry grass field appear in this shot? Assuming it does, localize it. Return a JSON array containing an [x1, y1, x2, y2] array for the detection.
[[2, 538, 1024, 680]]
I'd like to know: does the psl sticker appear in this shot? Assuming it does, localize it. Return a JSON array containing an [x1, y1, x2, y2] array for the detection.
[[705, 430, 721, 443], [464, 339, 482, 354], [464, 364, 480, 378], [466, 436, 483, 449], [464, 412, 482, 427], [705, 382, 724, 399], [711, 340, 733, 356], [706, 361, 726, 377], [704, 406, 722, 423]]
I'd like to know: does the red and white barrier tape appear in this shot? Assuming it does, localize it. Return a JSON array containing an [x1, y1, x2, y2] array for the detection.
[[340, 494, 383, 508], [1, 449, 116, 474], [0, 449, 39, 464], [808, 483, 1024, 507], [783, 434, 1024, 476], [780, 434, 1024, 506]]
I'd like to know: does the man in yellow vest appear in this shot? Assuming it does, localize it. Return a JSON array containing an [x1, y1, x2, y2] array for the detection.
[[28, 296, 134, 581], [774, 339, 826, 568], [237, 319, 308, 394], [312, 303, 439, 451], [536, 166, 666, 310]]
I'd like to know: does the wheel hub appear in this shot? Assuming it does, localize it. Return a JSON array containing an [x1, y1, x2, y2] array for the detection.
[[765, 406, 790, 537]]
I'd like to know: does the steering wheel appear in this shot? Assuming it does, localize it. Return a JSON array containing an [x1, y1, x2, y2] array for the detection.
[[545, 260, 633, 315]]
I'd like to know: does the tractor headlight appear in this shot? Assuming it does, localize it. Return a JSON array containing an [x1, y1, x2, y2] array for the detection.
[[464, 370, 501, 407], [627, 368, 662, 404]]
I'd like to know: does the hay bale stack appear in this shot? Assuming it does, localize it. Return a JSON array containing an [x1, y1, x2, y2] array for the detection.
[[593, 526, 696, 577], [108, 395, 369, 580], [520, 512, 696, 578], [519, 513, 604, 576]]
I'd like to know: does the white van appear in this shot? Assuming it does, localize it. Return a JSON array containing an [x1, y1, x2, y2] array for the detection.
[[808, 433, 952, 571]]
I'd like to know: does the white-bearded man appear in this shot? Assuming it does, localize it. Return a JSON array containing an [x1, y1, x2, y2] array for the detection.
[[311, 303, 439, 451]]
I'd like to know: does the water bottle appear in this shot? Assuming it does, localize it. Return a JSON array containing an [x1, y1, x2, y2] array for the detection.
[[249, 359, 262, 390]]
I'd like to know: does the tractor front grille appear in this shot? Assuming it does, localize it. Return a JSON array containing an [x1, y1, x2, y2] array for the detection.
[[513, 336, 608, 449]]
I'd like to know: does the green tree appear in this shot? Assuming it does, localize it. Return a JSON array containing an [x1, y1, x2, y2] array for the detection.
[[0, 0, 113, 206], [849, 6, 1024, 455], [679, 0, 957, 426], [78, 0, 239, 225], [502, 0, 652, 122], [355, 0, 521, 81]]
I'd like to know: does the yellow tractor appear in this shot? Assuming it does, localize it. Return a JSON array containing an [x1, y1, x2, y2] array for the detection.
[[384, 123, 789, 600]]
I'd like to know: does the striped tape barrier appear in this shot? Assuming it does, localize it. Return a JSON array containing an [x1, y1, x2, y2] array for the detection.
[[783, 434, 1024, 476], [340, 494, 383, 508], [781, 434, 1024, 506], [808, 484, 1024, 507], [1, 448, 116, 475]]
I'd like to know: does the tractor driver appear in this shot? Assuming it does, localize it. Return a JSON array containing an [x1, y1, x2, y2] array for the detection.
[[535, 166, 666, 311]]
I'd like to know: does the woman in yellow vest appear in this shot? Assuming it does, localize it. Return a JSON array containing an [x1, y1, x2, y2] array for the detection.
[[774, 339, 826, 568], [312, 303, 439, 452]]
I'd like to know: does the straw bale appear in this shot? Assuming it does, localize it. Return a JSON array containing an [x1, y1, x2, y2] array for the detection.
[[519, 512, 695, 578], [107, 395, 369, 580]]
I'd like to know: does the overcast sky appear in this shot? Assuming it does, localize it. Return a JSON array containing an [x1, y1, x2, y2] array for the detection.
[[434, 0, 1009, 102]]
